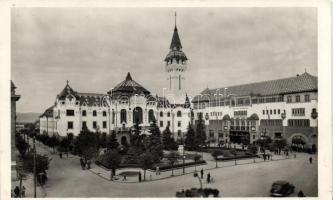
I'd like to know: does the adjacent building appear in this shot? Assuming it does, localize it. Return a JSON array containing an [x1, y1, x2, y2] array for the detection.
[[192, 72, 318, 149]]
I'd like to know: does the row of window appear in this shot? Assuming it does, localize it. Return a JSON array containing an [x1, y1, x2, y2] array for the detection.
[[159, 121, 182, 127], [159, 111, 182, 117], [210, 111, 222, 117], [288, 119, 310, 127], [67, 121, 108, 130], [234, 110, 247, 116], [195, 94, 312, 109], [262, 109, 283, 115], [260, 119, 283, 126], [287, 94, 310, 103], [292, 108, 305, 116], [66, 109, 108, 117]]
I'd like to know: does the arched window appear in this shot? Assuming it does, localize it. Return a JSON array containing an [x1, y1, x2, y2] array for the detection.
[[82, 110, 87, 116], [148, 109, 155, 123], [177, 111, 182, 117], [102, 111, 107, 117], [160, 111, 163, 117], [120, 109, 127, 123], [93, 110, 97, 116], [167, 112, 171, 117], [133, 107, 143, 124]]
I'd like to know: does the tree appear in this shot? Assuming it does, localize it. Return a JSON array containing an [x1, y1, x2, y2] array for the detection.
[[211, 150, 223, 168], [146, 120, 163, 163], [185, 123, 197, 151], [102, 150, 121, 179], [58, 137, 70, 156], [107, 131, 119, 150], [256, 136, 272, 152], [99, 132, 107, 148], [193, 154, 202, 171], [162, 125, 179, 150], [195, 113, 207, 148], [139, 152, 154, 181], [24, 153, 50, 174], [47, 135, 59, 153], [76, 127, 99, 163], [15, 133, 29, 158], [166, 151, 179, 176], [130, 119, 143, 149]]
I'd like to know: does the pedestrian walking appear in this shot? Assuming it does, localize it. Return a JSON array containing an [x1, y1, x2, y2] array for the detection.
[[207, 172, 211, 183], [122, 175, 127, 181], [138, 172, 142, 182], [298, 190, 305, 197], [14, 186, 20, 197], [156, 166, 160, 175], [286, 151, 289, 158], [80, 158, 85, 170], [59, 152, 63, 159], [87, 160, 91, 169], [200, 168, 204, 179], [309, 157, 313, 164]]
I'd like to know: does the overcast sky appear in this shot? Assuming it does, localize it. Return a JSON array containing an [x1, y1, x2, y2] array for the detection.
[[11, 7, 317, 113]]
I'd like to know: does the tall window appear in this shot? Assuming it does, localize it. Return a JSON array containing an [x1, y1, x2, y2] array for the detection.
[[287, 96, 292, 103], [167, 121, 171, 127], [167, 112, 171, 117], [148, 109, 155, 123], [295, 95, 300, 102], [133, 107, 143, 124], [82, 110, 87, 116], [305, 94, 310, 102], [177, 111, 182, 117], [66, 110, 75, 116], [120, 109, 127, 123], [93, 110, 97, 116], [93, 121, 97, 129], [160, 121, 163, 127], [178, 121, 181, 127], [82, 121, 86, 129], [112, 110, 115, 124], [160, 112, 163, 117], [103, 121, 107, 128], [68, 121, 73, 129], [103, 111, 107, 117]]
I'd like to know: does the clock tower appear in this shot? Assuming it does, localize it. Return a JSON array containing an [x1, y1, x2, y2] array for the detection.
[[164, 13, 188, 104]]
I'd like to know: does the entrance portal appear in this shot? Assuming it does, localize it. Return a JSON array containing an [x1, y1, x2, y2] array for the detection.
[[229, 131, 250, 144]]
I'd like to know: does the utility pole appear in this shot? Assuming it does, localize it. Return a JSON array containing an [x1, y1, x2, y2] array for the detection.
[[33, 136, 37, 198]]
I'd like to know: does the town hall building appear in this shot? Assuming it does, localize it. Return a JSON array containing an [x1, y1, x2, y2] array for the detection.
[[40, 16, 318, 149]]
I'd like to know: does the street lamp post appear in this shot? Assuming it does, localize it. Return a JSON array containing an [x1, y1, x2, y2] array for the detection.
[[33, 136, 37, 198]]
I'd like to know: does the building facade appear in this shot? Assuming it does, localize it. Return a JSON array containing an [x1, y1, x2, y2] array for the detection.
[[40, 22, 191, 143], [39, 18, 318, 149], [11, 81, 20, 179], [192, 72, 318, 149]]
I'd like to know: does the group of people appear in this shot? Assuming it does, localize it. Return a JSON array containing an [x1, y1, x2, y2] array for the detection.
[[13, 186, 25, 197], [263, 154, 272, 161], [200, 169, 213, 183], [79, 158, 91, 170]]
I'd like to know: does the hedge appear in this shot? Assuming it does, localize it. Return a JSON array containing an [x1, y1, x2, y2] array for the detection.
[[150, 160, 206, 171]]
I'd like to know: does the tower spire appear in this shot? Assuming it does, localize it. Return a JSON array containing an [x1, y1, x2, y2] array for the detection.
[[175, 12, 177, 27]]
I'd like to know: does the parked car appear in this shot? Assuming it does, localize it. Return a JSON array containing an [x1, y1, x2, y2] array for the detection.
[[270, 181, 295, 197]]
